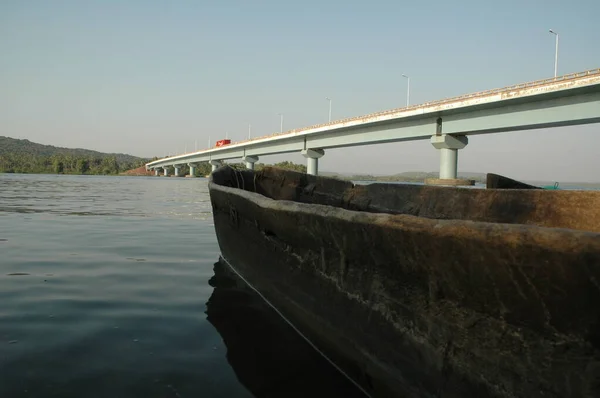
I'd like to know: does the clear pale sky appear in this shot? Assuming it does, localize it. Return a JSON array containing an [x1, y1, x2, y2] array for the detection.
[[1, 0, 599, 181]]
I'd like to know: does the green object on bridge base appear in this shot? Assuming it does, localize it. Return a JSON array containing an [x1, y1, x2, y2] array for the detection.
[[543, 182, 560, 190]]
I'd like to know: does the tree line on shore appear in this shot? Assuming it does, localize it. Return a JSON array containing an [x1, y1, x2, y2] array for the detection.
[[0, 152, 307, 176], [0, 152, 149, 175], [0, 136, 310, 176], [0, 136, 149, 175]]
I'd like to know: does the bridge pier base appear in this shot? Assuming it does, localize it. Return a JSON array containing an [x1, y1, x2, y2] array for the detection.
[[242, 156, 259, 170], [210, 160, 223, 172], [301, 149, 325, 176], [188, 163, 197, 177], [163, 167, 168, 177], [428, 135, 469, 185], [174, 166, 181, 177], [154, 169, 158, 176]]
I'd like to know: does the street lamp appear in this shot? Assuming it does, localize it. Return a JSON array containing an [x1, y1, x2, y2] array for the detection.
[[278, 113, 284, 133], [326, 97, 332, 122], [248, 123, 252, 139], [549, 29, 559, 78], [402, 74, 410, 106]]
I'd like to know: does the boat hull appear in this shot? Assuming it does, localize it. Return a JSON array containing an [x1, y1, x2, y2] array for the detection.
[[209, 167, 600, 398]]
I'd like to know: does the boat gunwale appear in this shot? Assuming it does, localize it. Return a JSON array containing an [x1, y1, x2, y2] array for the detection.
[[208, 178, 600, 241]]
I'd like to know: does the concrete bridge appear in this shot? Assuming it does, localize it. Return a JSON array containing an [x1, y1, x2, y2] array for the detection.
[[146, 68, 600, 183]]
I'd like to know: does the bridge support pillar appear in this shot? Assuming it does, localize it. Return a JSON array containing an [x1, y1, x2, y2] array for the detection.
[[210, 160, 222, 172], [242, 156, 259, 170], [301, 148, 325, 176], [188, 163, 197, 177], [163, 167, 168, 177], [154, 169, 158, 176], [174, 166, 181, 177], [429, 135, 470, 185]]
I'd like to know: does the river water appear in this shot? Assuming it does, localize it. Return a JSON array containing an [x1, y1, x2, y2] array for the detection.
[[0, 174, 366, 398]]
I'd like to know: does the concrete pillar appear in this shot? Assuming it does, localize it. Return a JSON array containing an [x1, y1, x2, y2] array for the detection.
[[188, 163, 197, 177], [430, 134, 468, 179], [439, 149, 458, 179], [209, 160, 222, 172], [306, 158, 318, 175], [174, 166, 181, 177], [154, 169, 158, 176], [163, 167, 168, 176], [242, 155, 259, 170], [301, 148, 325, 176]]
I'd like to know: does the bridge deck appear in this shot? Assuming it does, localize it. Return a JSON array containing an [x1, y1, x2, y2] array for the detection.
[[147, 68, 600, 168]]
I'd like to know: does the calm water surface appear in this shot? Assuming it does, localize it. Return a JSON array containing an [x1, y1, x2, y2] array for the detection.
[[0, 174, 366, 398]]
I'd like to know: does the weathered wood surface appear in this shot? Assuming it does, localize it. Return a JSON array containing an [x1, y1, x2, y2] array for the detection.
[[209, 166, 600, 398]]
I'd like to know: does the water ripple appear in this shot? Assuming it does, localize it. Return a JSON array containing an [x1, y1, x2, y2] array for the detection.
[[0, 174, 366, 398]]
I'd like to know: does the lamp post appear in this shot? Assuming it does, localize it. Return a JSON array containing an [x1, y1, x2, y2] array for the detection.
[[248, 123, 251, 139], [402, 74, 410, 106], [278, 113, 284, 133], [549, 29, 559, 78], [326, 97, 332, 122]]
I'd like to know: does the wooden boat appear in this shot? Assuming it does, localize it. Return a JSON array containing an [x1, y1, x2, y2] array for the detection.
[[208, 166, 600, 398]]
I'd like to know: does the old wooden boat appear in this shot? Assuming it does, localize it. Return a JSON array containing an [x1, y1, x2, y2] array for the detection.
[[208, 165, 600, 398]]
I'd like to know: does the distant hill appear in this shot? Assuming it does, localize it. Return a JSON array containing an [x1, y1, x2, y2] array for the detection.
[[322, 170, 486, 183], [0, 136, 150, 175], [0, 136, 142, 164]]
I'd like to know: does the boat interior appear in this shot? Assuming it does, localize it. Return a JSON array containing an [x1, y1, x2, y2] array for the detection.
[[211, 166, 600, 233]]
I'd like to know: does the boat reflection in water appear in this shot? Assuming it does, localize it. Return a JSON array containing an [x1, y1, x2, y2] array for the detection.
[[205, 260, 370, 398]]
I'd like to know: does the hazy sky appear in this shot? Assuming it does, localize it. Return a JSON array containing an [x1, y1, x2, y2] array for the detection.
[[1, 0, 599, 181]]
